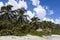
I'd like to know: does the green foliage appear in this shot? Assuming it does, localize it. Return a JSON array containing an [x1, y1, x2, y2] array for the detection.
[[29, 31, 44, 36], [0, 5, 60, 36]]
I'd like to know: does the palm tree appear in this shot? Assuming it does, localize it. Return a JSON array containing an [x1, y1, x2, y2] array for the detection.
[[0, 5, 18, 23], [15, 8, 28, 24], [0, 5, 13, 21], [31, 17, 40, 30]]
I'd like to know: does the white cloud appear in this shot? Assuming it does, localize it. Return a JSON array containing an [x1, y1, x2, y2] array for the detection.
[[24, 10, 35, 22], [0, 2, 4, 10], [33, 5, 46, 19], [45, 6, 54, 15], [26, 11, 34, 19], [45, 6, 48, 10], [31, 0, 40, 6], [55, 17, 60, 24], [31, 0, 48, 22], [31, 0, 47, 20], [48, 10, 54, 15], [18, 0, 27, 9], [43, 17, 54, 23], [5, 0, 28, 10], [43, 17, 60, 24]]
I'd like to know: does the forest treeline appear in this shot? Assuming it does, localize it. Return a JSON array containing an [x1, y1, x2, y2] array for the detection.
[[0, 5, 60, 36]]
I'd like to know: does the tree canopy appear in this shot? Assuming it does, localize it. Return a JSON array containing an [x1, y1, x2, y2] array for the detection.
[[0, 5, 60, 36]]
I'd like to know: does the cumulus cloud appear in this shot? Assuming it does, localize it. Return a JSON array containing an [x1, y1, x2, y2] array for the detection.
[[55, 17, 60, 24], [31, 0, 40, 6], [45, 6, 54, 15], [43, 17, 54, 23], [5, 0, 27, 10], [31, 0, 46, 20], [31, 4, 54, 22], [24, 10, 35, 22], [33, 5, 46, 19], [26, 11, 34, 19], [43, 17, 60, 24]]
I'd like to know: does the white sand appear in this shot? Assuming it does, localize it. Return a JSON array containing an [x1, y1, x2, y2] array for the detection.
[[0, 35, 60, 40]]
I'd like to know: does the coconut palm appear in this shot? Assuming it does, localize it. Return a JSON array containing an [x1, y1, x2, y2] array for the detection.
[[15, 8, 29, 24], [31, 17, 40, 30], [0, 5, 13, 21]]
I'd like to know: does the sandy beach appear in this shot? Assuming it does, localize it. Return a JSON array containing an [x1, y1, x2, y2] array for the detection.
[[0, 35, 60, 40]]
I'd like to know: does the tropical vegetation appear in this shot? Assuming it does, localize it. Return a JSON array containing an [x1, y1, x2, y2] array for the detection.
[[0, 5, 60, 36]]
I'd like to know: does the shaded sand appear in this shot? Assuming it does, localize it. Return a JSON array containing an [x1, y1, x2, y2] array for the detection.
[[0, 35, 60, 40]]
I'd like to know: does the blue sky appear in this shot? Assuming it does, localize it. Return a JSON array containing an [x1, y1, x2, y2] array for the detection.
[[40, 0, 60, 19], [0, 0, 60, 24]]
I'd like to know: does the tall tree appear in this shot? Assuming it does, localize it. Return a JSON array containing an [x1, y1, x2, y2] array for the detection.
[[15, 8, 27, 24], [0, 5, 13, 21], [31, 17, 40, 30]]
